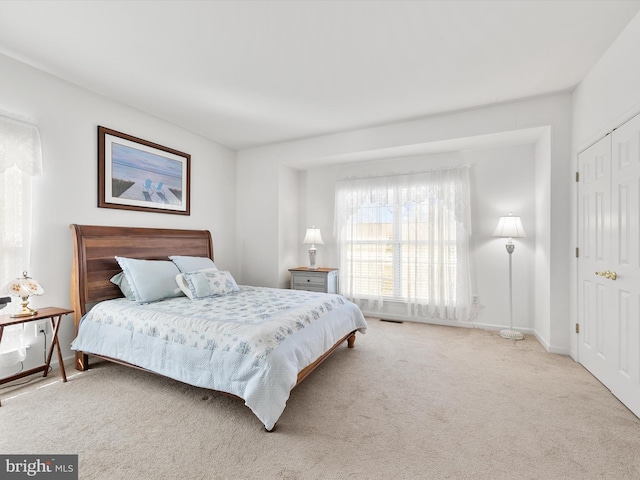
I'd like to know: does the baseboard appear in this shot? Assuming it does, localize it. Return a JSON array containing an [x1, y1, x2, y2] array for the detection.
[[533, 331, 551, 352], [545, 343, 571, 356], [359, 309, 575, 354], [360, 309, 535, 334]]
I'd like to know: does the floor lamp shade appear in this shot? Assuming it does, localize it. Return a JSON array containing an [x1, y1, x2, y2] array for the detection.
[[493, 214, 526, 240], [493, 213, 525, 340]]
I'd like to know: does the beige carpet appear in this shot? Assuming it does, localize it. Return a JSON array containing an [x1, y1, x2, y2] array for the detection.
[[1, 319, 639, 480]]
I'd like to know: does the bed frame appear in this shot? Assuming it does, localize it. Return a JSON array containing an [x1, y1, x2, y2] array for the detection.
[[69, 224, 357, 392]]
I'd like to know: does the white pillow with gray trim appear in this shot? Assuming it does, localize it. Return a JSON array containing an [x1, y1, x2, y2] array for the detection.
[[115, 256, 184, 304]]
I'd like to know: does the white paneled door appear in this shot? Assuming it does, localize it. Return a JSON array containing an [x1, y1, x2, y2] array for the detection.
[[578, 114, 640, 419], [578, 134, 612, 385]]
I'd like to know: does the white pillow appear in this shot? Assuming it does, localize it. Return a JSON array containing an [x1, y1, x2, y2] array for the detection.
[[176, 270, 239, 300], [110, 272, 135, 300], [115, 256, 184, 303], [169, 255, 217, 273]]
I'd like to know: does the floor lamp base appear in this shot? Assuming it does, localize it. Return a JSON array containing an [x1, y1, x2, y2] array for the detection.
[[499, 329, 524, 340]]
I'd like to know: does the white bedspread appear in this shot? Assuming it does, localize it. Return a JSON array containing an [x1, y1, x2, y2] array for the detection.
[[71, 286, 367, 430]]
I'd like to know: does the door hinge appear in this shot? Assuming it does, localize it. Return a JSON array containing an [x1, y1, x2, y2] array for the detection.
[[575, 323, 580, 334], [576, 171, 579, 182], [576, 247, 579, 258]]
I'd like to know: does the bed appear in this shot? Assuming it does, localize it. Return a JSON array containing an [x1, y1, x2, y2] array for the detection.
[[69, 224, 366, 431]]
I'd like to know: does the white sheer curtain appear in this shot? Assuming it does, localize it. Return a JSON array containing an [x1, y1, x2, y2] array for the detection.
[[0, 114, 43, 289], [0, 115, 42, 362], [334, 165, 472, 321]]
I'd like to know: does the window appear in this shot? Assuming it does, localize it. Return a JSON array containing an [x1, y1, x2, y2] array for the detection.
[[335, 165, 472, 320]]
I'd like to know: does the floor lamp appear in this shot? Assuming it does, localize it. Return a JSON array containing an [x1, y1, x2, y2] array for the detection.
[[493, 213, 526, 340]]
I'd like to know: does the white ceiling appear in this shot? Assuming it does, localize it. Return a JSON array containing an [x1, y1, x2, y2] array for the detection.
[[0, 1, 638, 150]]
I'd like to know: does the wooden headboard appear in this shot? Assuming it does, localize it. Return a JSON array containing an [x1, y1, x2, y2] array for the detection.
[[70, 224, 213, 325]]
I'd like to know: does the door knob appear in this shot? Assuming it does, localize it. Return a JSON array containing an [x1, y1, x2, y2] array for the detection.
[[595, 270, 617, 280]]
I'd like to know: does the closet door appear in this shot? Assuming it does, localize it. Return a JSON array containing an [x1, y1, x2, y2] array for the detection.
[[578, 113, 640, 419], [578, 134, 613, 386], [609, 114, 640, 417]]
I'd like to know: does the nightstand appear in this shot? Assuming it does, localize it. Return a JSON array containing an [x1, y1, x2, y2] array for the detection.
[[0, 307, 73, 406], [289, 267, 339, 293]]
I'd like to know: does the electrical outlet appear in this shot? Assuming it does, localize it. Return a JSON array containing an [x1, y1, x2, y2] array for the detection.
[[36, 321, 47, 335], [472, 294, 479, 305]]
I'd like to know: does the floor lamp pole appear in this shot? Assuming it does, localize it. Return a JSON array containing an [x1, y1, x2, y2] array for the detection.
[[500, 240, 524, 340]]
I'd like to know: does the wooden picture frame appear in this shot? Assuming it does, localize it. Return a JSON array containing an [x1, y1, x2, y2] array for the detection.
[[98, 126, 190, 215]]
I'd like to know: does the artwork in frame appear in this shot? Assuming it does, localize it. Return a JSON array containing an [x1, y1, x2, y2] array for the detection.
[[98, 126, 190, 215]]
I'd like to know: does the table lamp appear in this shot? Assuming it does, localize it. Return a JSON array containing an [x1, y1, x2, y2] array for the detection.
[[303, 227, 324, 270], [5, 271, 44, 317]]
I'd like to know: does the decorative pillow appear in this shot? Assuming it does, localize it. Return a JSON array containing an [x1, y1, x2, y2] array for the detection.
[[115, 256, 184, 304], [176, 270, 239, 300], [175, 268, 217, 297], [169, 255, 217, 273], [109, 272, 135, 300]]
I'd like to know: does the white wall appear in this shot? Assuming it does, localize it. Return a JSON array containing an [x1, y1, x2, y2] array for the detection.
[[300, 145, 536, 332], [571, 12, 640, 358], [235, 156, 279, 287], [279, 165, 299, 288], [573, 13, 640, 151], [237, 93, 572, 351], [0, 53, 237, 378], [534, 129, 552, 347]]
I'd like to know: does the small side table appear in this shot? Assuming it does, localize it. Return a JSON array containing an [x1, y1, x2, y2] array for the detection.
[[0, 306, 73, 406], [289, 267, 339, 293]]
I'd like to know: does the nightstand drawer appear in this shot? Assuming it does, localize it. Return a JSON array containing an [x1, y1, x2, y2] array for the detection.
[[293, 274, 326, 287], [297, 284, 328, 293], [288, 267, 339, 294]]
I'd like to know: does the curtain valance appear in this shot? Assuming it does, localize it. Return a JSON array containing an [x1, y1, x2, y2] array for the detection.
[[0, 115, 43, 175], [335, 165, 472, 234]]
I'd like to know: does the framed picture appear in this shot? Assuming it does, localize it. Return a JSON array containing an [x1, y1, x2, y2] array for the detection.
[[98, 126, 190, 215]]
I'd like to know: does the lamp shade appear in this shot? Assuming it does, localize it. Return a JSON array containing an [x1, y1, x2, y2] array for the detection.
[[303, 228, 324, 246], [6, 272, 44, 297], [5, 271, 43, 317], [493, 213, 526, 238]]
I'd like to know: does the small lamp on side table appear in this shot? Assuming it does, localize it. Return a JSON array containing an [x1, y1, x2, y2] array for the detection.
[[303, 227, 324, 270], [5, 271, 44, 318]]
